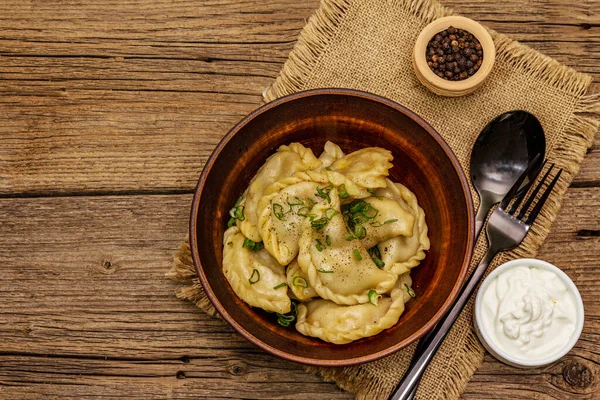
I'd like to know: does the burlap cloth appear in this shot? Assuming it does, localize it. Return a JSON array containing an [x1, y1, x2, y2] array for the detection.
[[167, 0, 600, 398]]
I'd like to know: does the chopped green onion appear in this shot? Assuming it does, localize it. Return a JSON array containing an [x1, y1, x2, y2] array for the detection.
[[297, 207, 310, 217], [272, 203, 285, 220], [368, 246, 382, 260], [315, 184, 334, 204], [227, 241, 233, 246], [338, 184, 349, 199], [234, 195, 243, 207], [324, 166, 332, 171], [371, 219, 398, 227], [229, 205, 245, 221], [243, 238, 264, 252], [326, 235, 331, 246], [306, 198, 317, 206], [227, 217, 236, 227], [292, 276, 308, 288], [346, 200, 378, 220], [228, 195, 246, 222], [276, 313, 295, 327], [353, 249, 362, 260], [367, 189, 382, 199], [275, 301, 298, 328], [248, 269, 260, 285], [311, 217, 329, 232], [368, 289, 381, 306], [316, 268, 334, 273], [372, 257, 385, 268], [354, 224, 366, 239], [325, 208, 339, 220], [362, 206, 378, 219], [345, 235, 355, 241], [349, 200, 367, 213], [293, 196, 305, 205], [405, 284, 416, 298], [315, 239, 325, 252], [273, 282, 287, 290], [308, 214, 317, 221], [236, 206, 246, 220]]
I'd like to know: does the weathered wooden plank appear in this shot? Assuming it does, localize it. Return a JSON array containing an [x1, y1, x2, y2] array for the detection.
[[0, 0, 599, 197], [0, 188, 598, 398], [1, 0, 599, 399]]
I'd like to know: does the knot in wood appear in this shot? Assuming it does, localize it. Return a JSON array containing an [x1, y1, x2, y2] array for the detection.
[[96, 258, 119, 275], [563, 362, 593, 389], [176, 371, 186, 379], [228, 362, 247, 376]]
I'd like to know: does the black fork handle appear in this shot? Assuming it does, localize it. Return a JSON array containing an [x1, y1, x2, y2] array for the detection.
[[403, 205, 490, 399], [389, 248, 497, 400]]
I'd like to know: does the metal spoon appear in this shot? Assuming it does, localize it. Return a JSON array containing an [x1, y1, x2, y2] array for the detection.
[[399, 110, 545, 400], [470, 110, 546, 237]]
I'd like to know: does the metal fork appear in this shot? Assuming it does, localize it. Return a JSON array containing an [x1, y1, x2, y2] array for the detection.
[[389, 160, 563, 400]]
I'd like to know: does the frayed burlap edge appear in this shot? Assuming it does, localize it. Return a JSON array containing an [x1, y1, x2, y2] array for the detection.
[[167, 0, 600, 398], [165, 239, 218, 318]]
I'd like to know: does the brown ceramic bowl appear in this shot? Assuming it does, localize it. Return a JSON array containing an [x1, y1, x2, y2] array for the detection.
[[190, 88, 475, 367]]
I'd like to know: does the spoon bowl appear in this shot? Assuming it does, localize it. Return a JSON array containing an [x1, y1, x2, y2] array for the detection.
[[470, 110, 545, 235]]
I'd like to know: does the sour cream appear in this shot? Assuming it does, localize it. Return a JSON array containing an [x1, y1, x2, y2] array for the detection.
[[474, 259, 584, 367]]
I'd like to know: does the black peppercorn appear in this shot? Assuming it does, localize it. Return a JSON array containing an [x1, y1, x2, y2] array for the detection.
[[425, 26, 484, 81]]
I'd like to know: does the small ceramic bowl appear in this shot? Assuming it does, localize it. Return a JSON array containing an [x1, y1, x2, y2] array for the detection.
[[413, 16, 496, 97], [190, 88, 476, 366], [474, 258, 584, 368]]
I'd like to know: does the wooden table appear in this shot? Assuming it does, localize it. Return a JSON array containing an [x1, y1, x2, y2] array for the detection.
[[1, 1, 598, 398]]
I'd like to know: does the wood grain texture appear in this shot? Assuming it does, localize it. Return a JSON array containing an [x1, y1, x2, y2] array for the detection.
[[0, 189, 599, 399], [0, 0, 599, 399], [1, 0, 599, 196]]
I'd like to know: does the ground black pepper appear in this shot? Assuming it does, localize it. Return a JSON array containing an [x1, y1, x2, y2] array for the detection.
[[426, 26, 483, 81]]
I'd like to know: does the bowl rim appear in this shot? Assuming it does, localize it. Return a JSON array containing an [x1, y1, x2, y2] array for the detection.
[[190, 88, 475, 366]]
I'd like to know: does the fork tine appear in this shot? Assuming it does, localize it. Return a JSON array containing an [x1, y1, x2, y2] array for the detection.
[[508, 159, 548, 215], [500, 153, 542, 209], [516, 163, 554, 219], [525, 168, 563, 225]]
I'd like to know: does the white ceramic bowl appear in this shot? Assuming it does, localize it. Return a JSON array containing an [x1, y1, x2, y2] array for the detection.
[[474, 258, 584, 368]]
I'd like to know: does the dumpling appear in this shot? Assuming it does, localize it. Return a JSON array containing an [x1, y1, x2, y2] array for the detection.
[[297, 188, 397, 305], [237, 143, 321, 242], [286, 259, 318, 300], [222, 226, 291, 314], [375, 181, 430, 275], [323, 147, 393, 198], [317, 141, 345, 170], [295, 273, 414, 344], [257, 179, 322, 265], [347, 196, 416, 249]]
